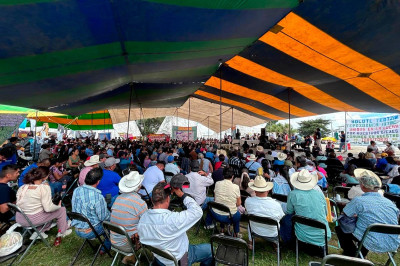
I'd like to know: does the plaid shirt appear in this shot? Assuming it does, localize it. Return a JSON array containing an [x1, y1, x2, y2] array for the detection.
[[228, 156, 244, 176], [71, 185, 110, 229]]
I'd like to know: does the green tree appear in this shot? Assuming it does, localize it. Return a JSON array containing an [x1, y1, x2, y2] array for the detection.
[[265, 121, 297, 134], [298, 118, 331, 137], [137, 117, 165, 136]]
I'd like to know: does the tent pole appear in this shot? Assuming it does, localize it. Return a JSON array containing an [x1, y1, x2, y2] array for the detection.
[[288, 88, 292, 151], [208, 116, 210, 140], [345, 111, 347, 151], [231, 107, 233, 148], [33, 111, 38, 161], [103, 110, 106, 133], [219, 59, 222, 149], [126, 84, 133, 144], [188, 97, 191, 141], [140, 106, 145, 141], [91, 112, 93, 134]]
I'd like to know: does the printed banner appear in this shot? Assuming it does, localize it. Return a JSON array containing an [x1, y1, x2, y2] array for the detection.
[[346, 114, 400, 144], [172, 126, 197, 141], [147, 134, 169, 141]]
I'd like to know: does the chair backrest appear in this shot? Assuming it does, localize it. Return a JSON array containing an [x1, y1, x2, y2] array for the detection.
[[67, 212, 98, 234], [142, 244, 178, 266], [271, 193, 288, 202], [247, 214, 280, 239], [7, 203, 36, 228], [333, 186, 351, 199], [384, 192, 400, 209], [102, 221, 135, 254], [210, 234, 248, 266], [292, 215, 328, 252], [122, 168, 130, 176], [208, 201, 232, 218], [138, 185, 152, 208], [320, 254, 374, 266], [164, 172, 175, 177]]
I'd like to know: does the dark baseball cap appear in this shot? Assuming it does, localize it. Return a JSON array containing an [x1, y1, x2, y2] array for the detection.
[[164, 173, 190, 189]]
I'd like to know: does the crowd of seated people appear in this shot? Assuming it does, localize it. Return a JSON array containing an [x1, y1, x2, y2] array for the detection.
[[0, 135, 398, 265]]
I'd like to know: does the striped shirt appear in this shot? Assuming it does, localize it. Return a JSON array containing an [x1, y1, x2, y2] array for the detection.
[[71, 185, 110, 229], [110, 192, 147, 248]]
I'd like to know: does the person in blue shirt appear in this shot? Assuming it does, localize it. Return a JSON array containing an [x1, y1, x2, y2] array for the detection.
[[336, 169, 400, 257], [97, 157, 121, 207], [18, 159, 51, 187], [375, 154, 388, 172], [245, 154, 262, 179], [85, 145, 94, 157]]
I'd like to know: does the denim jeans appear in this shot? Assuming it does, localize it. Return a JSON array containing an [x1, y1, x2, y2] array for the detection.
[[201, 197, 214, 211], [74, 223, 111, 252], [206, 209, 241, 233], [338, 142, 346, 152], [154, 244, 213, 266], [49, 182, 62, 197]]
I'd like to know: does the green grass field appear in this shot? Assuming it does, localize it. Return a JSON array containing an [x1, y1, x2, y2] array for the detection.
[[12, 218, 397, 266]]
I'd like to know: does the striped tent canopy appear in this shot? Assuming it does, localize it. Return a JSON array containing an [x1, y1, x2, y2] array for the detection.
[[27, 111, 114, 131], [0, 0, 399, 125]]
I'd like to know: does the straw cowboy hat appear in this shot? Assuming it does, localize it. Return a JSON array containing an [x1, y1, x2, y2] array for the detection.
[[216, 149, 227, 157], [277, 152, 287, 161], [354, 168, 382, 188], [249, 176, 273, 192], [119, 171, 144, 193], [256, 146, 264, 152], [248, 154, 257, 161], [290, 169, 318, 191], [84, 155, 100, 167]]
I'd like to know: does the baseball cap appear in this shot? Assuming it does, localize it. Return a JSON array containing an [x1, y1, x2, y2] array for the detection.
[[164, 174, 190, 189], [167, 155, 174, 163], [104, 157, 120, 167]]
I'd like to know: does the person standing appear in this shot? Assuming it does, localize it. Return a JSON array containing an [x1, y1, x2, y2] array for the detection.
[[314, 128, 322, 149], [338, 131, 346, 153]]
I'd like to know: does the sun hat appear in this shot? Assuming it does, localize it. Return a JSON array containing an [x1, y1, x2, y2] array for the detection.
[[284, 160, 293, 168], [190, 160, 200, 172], [119, 171, 144, 193], [248, 176, 273, 192], [256, 146, 264, 152], [277, 152, 287, 161], [216, 149, 227, 157], [167, 155, 174, 163], [290, 169, 318, 191], [84, 155, 100, 167], [354, 168, 382, 189], [265, 154, 274, 161], [105, 157, 120, 167], [248, 154, 257, 161], [381, 152, 388, 157]]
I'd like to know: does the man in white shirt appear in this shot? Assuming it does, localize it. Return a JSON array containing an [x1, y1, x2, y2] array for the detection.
[[138, 176, 213, 266], [139, 161, 165, 196], [245, 176, 285, 245], [183, 161, 214, 210]]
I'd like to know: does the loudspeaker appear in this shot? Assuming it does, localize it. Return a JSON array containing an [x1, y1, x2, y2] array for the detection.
[[261, 128, 266, 136]]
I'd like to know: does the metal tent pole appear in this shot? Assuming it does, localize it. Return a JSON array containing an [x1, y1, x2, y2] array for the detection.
[[208, 116, 210, 140], [219, 59, 222, 148], [103, 110, 106, 133], [231, 107, 234, 147], [126, 84, 134, 144], [188, 97, 191, 141], [33, 111, 38, 161], [345, 111, 347, 151], [288, 88, 292, 151]]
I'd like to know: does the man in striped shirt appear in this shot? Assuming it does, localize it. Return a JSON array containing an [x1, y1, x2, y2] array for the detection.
[[111, 171, 147, 264]]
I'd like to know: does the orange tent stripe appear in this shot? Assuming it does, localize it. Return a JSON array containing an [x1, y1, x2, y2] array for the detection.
[[226, 56, 361, 112], [259, 12, 400, 110], [205, 76, 316, 116], [194, 90, 284, 120]]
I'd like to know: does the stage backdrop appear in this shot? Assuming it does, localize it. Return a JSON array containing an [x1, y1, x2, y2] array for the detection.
[[346, 114, 400, 144], [172, 126, 197, 141]]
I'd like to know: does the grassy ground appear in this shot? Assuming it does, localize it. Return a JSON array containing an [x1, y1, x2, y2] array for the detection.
[[12, 217, 397, 266]]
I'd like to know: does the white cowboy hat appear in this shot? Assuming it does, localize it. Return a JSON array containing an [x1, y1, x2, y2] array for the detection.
[[84, 155, 100, 167], [290, 169, 318, 191], [354, 168, 382, 187], [248, 154, 257, 161], [277, 152, 287, 161], [119, 171, 144, 193], [216, 149, 227, 157], [248, 176, 273, 192], [256, 146, 264, 152]]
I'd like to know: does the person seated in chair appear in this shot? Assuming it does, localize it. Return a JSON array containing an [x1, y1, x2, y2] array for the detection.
[[138, 178, 213, 266], [111, 171, 147, 265], [245, 176, 285, 249], [97, 157, 121, 207], [336, 169, 400, 257], [286, 169, 331, 257], [0, 165, 19, 223], [205, 167, 242, 237], [72, 167, 111, 254]]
